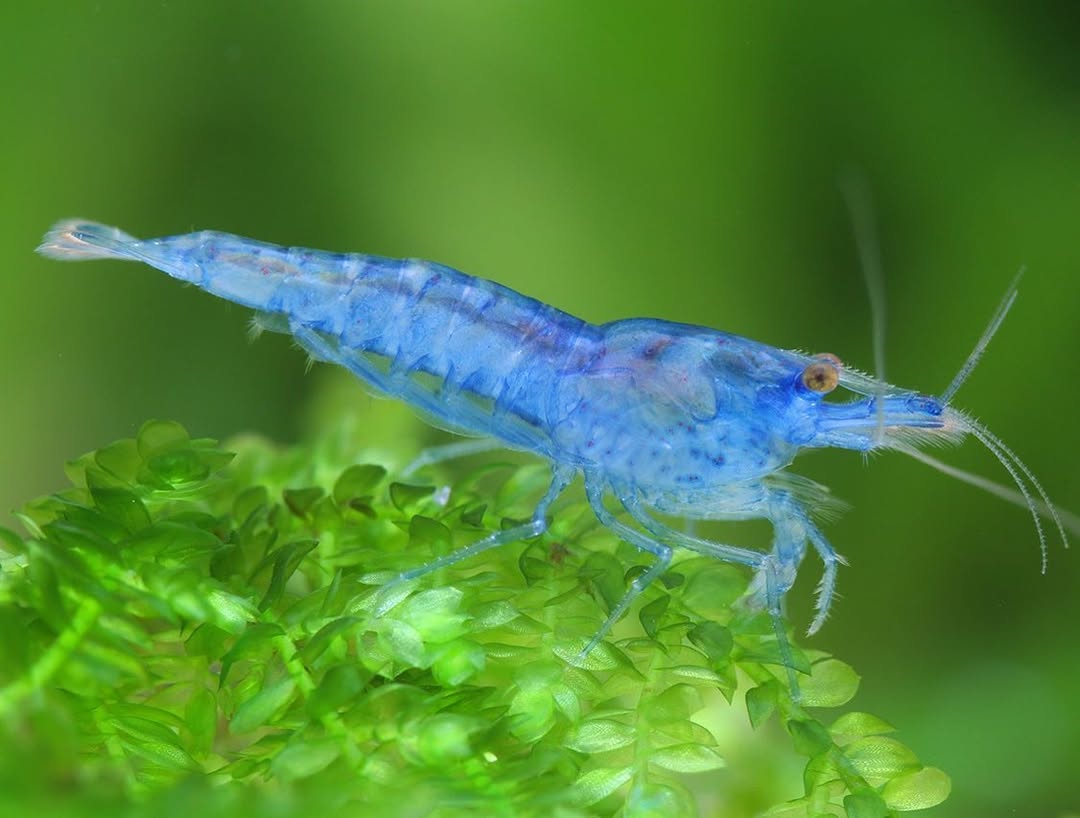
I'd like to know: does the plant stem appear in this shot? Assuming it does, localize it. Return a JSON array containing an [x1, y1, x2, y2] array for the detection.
[[0, 595, 101, 718]]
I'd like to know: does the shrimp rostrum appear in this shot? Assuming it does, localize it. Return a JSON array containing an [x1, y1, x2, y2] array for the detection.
[[38, 220, 1070, 680]]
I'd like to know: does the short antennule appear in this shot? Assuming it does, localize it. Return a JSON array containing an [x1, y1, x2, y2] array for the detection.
[[941, 268, 1025, 403]]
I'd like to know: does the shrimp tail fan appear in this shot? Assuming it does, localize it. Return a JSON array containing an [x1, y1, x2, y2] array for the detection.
[[36, 220, 139, 262]]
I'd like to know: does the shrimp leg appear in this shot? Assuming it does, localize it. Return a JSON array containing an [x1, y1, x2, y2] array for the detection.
[[579, 476, 674, 656], [618, 492, 769, 570], [290, 324, 460, 428], [740, 494, 845, 636], [396, 462, 573, 580], [357, 462, 571, 621], [802, 516, 845, 635], [290, 321, 575, 576], [402, 437, 504, 478], [616, 492, 804, 694]]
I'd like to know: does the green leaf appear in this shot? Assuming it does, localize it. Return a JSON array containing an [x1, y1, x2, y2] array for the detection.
[[551, 681, 582, 723], [108, 702, 187, 731], [624, 782, 696, 818], [376, 618, 426, 666], [649, 743, 725, 773], [845, 736, 920, 786], [679, 561, 747, 617], [0, 525, 24, 555], [787, 718, 833, 757], [571, 766, 633, 806], [407, 515, 453, 557], [650, 717, 716, 746], [389, 482, 435, 511], [117, 737, 201, 772], [43, 520, 118, 560], [87, 484, 151, 533], [271, 738, 341, 781], [829, 712, 895, 745], [184, 687, 218, 757], [233, 485, 269, 524], [204, 588, 259, 633], [638, 595, 669, 638], [493, 463, 551, 516], [93, 437, 142, 482], [760, 799, 811, 817], [282, 487, 324, 518], [398, 587, 466, 643], [432, 639, 486, 686], [643, 683, 703, 724], [307, 664, 366, 719], [230, 677, 297, 733], [556, 640, 636, 675], [333, 464, 387, 505], [412, 713, 478, 765], [565, 718, 635, 753], [127, 522, 223, 566], [218, 622, 284, 685], [186, 623, 230, 657], [581, 551, 629, 614], [746, 681, 779, 729], [144, 450, 211, 485], [803, 752, 840, 790], [687, 621, 733, 663], [301, 616, 361, 663], [136, 419, 190, 457], [663, 664, 723, 686], [508, 686, 556, 744], [201, 448, 237, 475], [798, 658, 860, 708], [459, 502, 487, 528], [470, 600, 520, 630], [113, 715, 200, 772], [77, 640, 148, 683], [842, 790, 889, 818], [882, 767, 951, 811], [257, 539, 319, 611]]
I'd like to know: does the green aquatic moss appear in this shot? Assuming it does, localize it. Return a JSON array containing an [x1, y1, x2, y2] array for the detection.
[[0, 421, 948, 817]]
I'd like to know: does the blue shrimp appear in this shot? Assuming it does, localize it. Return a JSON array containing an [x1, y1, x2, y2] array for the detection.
[[37, 219, 1072, 690]]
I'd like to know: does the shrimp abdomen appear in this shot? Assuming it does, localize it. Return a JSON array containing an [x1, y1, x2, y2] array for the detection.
[[39, 220, 600, 453]]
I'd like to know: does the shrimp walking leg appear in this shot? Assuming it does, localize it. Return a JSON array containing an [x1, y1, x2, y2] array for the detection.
[[740, 495, 845, 636], [402, 437, 504, 478], [580, 477, 673, 657], [617, 493, 804, 695], [804, 518, 845, 635], [291, 320, 575, 588], [361, 464, 574, 620], [397, 464, 573, 579], [618, 493, 768, 570]]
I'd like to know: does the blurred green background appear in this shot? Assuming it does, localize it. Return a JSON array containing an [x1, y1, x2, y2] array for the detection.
[[1, 2, 1077, 815]]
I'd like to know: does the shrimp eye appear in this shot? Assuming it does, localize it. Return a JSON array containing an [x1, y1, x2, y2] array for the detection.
[[801, 360, 840, 394]]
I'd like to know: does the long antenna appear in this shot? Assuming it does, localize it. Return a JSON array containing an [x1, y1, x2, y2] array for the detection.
[[899, 444, 1080, 539], [940, 268, 1024, 404], [840, 169, 887, 442]]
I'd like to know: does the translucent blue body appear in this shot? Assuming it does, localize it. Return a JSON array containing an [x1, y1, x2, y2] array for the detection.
[[38, 220, 1067, 692]]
